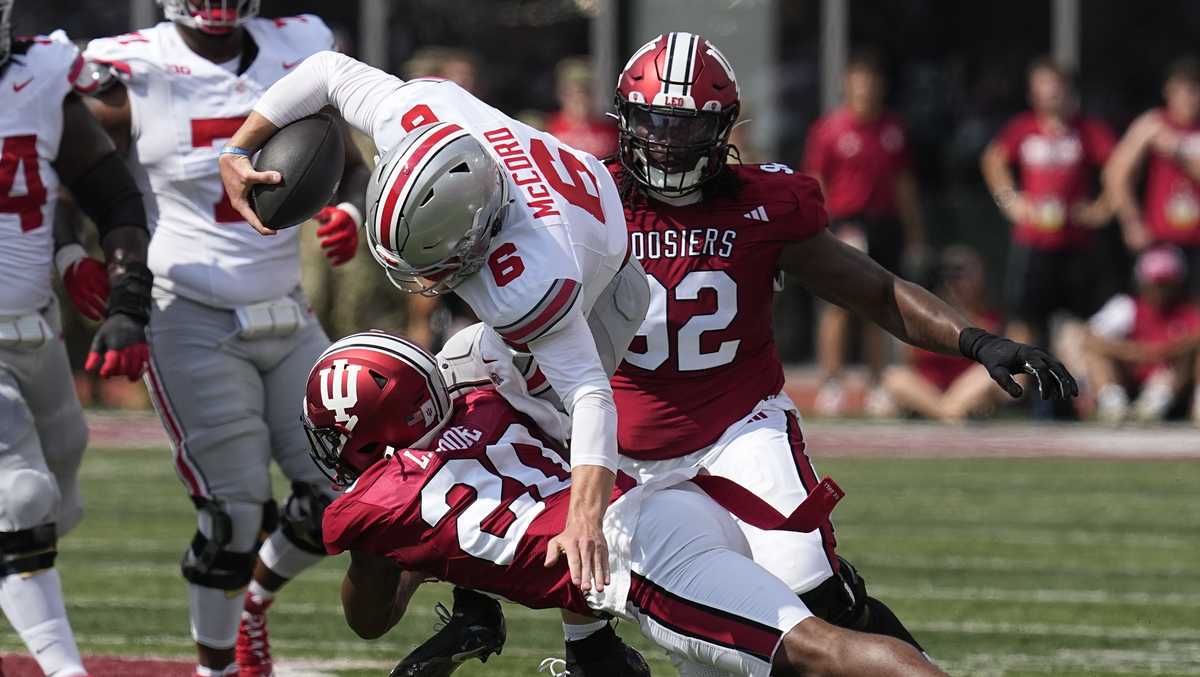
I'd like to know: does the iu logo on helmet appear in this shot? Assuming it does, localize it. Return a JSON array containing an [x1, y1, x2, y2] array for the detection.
[[319, 359, 362, 430]]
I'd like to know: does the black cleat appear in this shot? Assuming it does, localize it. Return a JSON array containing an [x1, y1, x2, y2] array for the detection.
[[539, 622, 652, 676], [390, 587, 507, 677]]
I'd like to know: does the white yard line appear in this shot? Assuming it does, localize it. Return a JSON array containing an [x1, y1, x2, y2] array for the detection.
[[871, 584, 1200, 607]]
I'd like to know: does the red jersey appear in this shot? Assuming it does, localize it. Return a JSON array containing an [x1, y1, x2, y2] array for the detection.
[[323, 389, 631, 614], [912, 310, 1001, 391], [993, 113, 1116, 250], [545, 112, 618, 160], [1143, 110, 1200, 245], [612, 163, 828, 460], [802, 107, 910, 219]]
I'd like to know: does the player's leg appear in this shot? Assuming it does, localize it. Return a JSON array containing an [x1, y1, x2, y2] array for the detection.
[[626, 484, 942, 676], [701, 401, 927, 650], [0, 345, 88, 677], [144, 295, 274, 676]]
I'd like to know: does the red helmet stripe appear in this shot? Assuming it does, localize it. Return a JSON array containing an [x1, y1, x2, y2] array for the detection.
[[377, 122, 466, 252]]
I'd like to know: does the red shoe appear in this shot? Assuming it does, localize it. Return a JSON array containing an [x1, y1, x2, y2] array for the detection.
[[235, 592, 274, 677]]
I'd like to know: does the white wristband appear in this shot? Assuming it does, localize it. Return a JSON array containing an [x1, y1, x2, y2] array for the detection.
[[55, 243, 88, 277], [335, 202, 363, 229]]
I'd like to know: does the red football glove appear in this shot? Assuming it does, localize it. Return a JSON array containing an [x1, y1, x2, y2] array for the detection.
[[85, 313, 149, 381], [57, 244, 110, 321], [316, 204, 360, 267]]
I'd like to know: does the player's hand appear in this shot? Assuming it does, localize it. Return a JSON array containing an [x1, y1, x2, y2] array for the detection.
[[545, 514, 610, 594], [316, 205, 360, 267], [57, 244, 110, 321], [218, 152, 281, 236], [959, 327, 1078, 400], [86, 312, 149, 381]]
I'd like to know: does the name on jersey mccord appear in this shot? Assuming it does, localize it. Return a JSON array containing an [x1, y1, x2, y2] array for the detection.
[[483, 127, 560, 220]]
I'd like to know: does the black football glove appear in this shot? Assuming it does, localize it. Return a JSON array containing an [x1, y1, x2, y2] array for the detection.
[[86, 262, 152, 382], [959, 327, 1079, 400]]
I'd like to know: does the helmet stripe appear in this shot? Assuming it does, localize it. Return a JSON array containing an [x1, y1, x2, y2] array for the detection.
[[682, 33, 698, 96], [664, 31, 697, 97], [376, 122, 467, 253]]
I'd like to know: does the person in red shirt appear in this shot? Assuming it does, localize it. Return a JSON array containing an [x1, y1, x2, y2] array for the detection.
[[308, 331, 942, 677], [545, 57, 617, 160], [1106, 57, 1200, 295], [881, 246, 1006, 422], [804, 51, 928, 416], [1084, 245, 1200, 424], [981, 57, 1116, 356]]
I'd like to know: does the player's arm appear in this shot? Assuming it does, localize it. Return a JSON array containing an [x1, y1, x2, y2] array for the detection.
[[340, 550, 424, 640], [221, 51, 401, 233], [53, 92, 152, 381], [1103, 112, 1159, 250], [521, 310, 616, 594], [781, 231, 1077, 399], [80, 81, 133, 155]]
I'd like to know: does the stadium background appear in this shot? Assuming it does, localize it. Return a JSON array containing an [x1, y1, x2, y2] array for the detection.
[[3, 1, 1200, 676]]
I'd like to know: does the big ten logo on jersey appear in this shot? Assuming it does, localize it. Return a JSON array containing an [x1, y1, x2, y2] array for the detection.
[[319, 359, 361, 429], [629, 227, 736, 261], [0, 135, 47, 232], [436, 425, 484, 452]]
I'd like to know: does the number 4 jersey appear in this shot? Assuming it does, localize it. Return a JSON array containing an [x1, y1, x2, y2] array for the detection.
[[0, 32, 81, 315], [611, 163, 828, 460], [84, 16, 335, 308]]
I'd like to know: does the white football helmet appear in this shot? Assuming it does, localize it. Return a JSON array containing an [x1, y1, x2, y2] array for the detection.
[[158, 0, 260, 35], [365, 121, 509, 296]]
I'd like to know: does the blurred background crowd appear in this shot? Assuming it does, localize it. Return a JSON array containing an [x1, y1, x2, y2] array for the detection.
[[14, 0, 1200, 426]]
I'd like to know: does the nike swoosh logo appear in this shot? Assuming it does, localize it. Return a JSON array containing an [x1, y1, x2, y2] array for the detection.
[[282, 60, 300, 70], [13, 77, 34, 92]]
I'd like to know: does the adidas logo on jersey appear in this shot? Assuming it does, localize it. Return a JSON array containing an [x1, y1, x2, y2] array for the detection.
[[743, 206, 768, 221]]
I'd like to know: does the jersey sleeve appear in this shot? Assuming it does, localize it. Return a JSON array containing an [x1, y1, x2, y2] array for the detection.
[[321, 495, 375, 555], [83, 30, 158, 83], [27, 31, 81, 104], [266, 14, 335, 55], [768, 173, 829, 243]]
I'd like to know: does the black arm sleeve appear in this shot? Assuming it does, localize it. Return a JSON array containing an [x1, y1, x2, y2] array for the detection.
[[67, 151, 147, 239]]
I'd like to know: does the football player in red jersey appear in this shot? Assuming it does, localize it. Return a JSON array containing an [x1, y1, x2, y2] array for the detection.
[[601, 32, 1077, 673], [306, 331, 945, 677]]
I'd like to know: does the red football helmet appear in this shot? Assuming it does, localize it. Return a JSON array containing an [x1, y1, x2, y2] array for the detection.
[[158, 0, 260, 35], [302, 331, 452, 487], [615, 32, 741, 195]]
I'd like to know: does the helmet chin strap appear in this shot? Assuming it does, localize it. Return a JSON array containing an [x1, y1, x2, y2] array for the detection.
[[646, 188, 703, 207]]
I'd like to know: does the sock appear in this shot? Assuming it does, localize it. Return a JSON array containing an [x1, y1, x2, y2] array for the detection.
[[194, 665, 239, 676], [257, 529, 322, 581], [563, 619, 608, 642], [247, 579, 275, 604], [0, 570, 87, 677], [188, 582, 243, 649]]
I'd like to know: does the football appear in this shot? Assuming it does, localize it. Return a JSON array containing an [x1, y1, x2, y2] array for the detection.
[[250, 112, 345, 230]]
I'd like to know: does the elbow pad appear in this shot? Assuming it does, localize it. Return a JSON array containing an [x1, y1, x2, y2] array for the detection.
[[68, 152, 147, 239]]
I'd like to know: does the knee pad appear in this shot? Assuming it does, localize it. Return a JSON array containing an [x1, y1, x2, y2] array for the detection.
[[0, 524, 57, 575], [798, 555, 868, 629], [180, 498, 263, 591], [0, 468, 60, 531], [279, 482, 332, 555]]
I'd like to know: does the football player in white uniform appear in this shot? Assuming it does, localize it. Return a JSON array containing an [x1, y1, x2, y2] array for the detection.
[[0, 3, 152, 675], [78, 3, 369, 676], [218, 50, 651, 674]]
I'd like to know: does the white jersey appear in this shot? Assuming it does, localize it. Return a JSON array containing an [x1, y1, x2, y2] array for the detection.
[[0, 32, 79, 316], [84, 16, 334, 308], [254, 52, 629, 470]]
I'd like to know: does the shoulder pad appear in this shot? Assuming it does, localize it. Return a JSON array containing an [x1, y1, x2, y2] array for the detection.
[[253, 14, 335, 56], [83, 28, 159, 86]]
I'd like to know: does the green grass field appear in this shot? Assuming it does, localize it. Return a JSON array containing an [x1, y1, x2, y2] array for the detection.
[[2, 448, 1198, 676]]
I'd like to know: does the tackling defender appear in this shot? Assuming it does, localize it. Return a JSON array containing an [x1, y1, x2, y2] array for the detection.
[[79, 2, 369, 675], [303, 330, 945, 677], [0, 6, 151, 676], [218, 48, 653, 673]]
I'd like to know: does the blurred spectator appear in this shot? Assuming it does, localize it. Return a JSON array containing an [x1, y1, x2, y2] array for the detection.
[[980, 57, 1116, 352], [404, 46, 480, 93], [1084, 245, 1200, 424], [1105, 57, 1200, 295], [804, 50, 927, 416], [880, 246, 1004, 421], [544, 57, 617, 159]]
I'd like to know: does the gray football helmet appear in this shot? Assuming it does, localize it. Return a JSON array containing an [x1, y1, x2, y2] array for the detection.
[[365, 122, 509, 296], [158, 0, 260, 34], [0, 0, 13, 69]]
